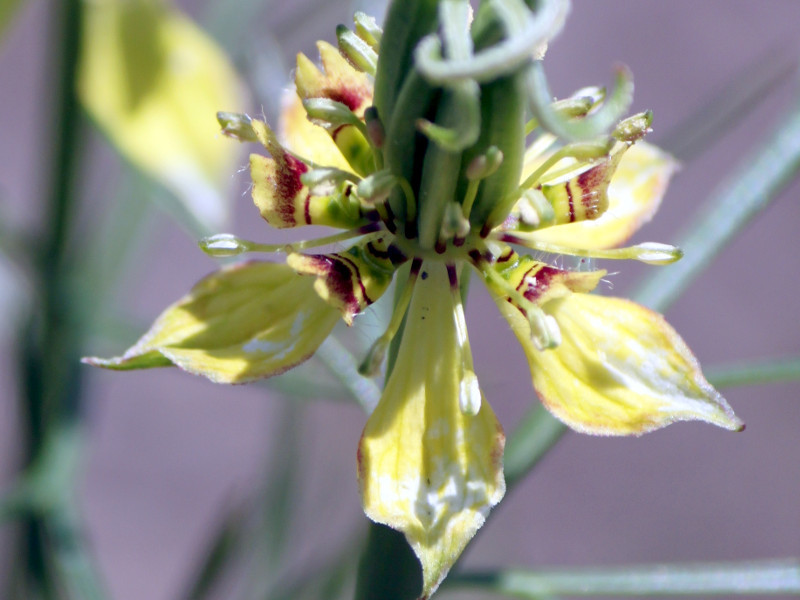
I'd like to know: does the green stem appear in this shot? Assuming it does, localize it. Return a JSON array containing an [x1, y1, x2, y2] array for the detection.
[[706, 356, 800, 389], [447, 559, 800, 597], [9, 0, 106, 598]]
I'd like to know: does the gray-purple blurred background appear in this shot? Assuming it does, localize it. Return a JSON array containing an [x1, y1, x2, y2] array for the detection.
[[1, 1, 799, 599]]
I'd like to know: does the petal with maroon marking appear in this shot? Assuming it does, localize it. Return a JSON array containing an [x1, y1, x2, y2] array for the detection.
[[294, 42, 375, 176], [295, 41, 373, 117], [495, 292, 743, 435], [287, 238, 403, 325], [279, 89, 352, 170], [83, 261, 340, 384], [249, 119, 365, 229], [488, 250, 606, 309], [358, 263, 505, 599], [529, 142, 678, 249]]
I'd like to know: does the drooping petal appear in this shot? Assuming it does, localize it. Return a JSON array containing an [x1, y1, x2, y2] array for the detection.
[[78, 0, 245, 231], [358, 262, 505, 599], [527, 142, 678, 249], [287, 237, 404, 325], [280, 90, 352, 170], [84, 262, 339, 384], [249, 119, 365, 229], [496, 292, 743, 435]]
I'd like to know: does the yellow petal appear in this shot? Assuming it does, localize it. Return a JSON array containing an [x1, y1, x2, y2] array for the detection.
[[279, 90, 352, 170], [359, 263, 505, 599], [250, 119, 366, 229], [287, 238, 401, 325], [529, 142, 678, 249], [84, 262, 339, 383], [295, 41, 373, 117], [497, 293, 743, 435], [78, 0, 245, 231], [294, 42, 375, 176]]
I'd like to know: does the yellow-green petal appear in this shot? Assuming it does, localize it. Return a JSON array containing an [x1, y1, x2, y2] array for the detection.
[[490, 248, 606, 308], [294, 41, 375, 176], [280, 90, 352, 170], [287, 237, 402, 325], [358, 263, 505, 599], [529, 142, 678, 249], [497, 293, 743, 435], [84, 262, 339, 383], [295, 41, 372, 117], [78, 0, 245, 231], [249, 119, 365, 229]]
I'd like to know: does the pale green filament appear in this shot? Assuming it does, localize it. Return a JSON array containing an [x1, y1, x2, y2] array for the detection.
[[497, 234, 684, 265], [199, 227, 381, 258], [358, 264, 421, 376], [449, 272, 481, 415]]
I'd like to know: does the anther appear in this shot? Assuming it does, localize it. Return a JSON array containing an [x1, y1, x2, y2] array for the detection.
[[358, 259, 422, 377], [613, 110, 654, 144], [199, 234, 253, 257], [216, 112, 258, 142]]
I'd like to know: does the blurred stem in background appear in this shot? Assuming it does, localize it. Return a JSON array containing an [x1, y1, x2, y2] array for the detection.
[[7, 0, 106, 597]]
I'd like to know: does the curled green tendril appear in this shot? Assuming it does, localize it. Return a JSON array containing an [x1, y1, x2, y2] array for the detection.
[[415, 0, 569, 85], [417, 0, 480, 151], [526, 61, 635, 141]]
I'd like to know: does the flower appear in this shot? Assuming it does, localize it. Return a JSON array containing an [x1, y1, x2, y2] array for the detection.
[[85, 9, 742, 599]]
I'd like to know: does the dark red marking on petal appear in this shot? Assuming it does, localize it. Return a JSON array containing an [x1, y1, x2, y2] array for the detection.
[[324, 86, 367, 112], [270, 153, 309, 226], [446, 263, 459, 289], [366, 241, 407, 266], [496, 247, 515, 263], [343, 254, 372, 305], [521, 265, 561, 303], [565, 181, 576, 223], [303, 192, 312, 225], [577, 161, 610, 219]]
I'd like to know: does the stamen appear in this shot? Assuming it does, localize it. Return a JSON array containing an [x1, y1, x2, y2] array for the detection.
[[302, 98, 369, 140], [336, 24, 378, 75], [523, 132, 558, 166], [199, 224, 383, 258], [216, 112, 257, 142], [447, 264, 481, 416], [359, 259, 423, 376], [516, 189, 555, 229], [479, 262, 562, 351], [496, 233, 684, 265], [353, 12, 382, 50], [300, 167, 360, 195], [519, 139, 615, 190]]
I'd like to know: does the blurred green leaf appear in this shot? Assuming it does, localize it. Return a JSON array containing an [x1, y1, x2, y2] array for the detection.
[[657, 46, 798, 162], [181, 503, 249, 600], [449, 559, 800, 597], [78, 0, 247, 233], [504, 405, 566, 489], [706, 356, 800, 389]]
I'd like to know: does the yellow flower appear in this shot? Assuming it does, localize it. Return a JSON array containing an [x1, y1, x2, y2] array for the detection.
[[86, 15, 742, 599]]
